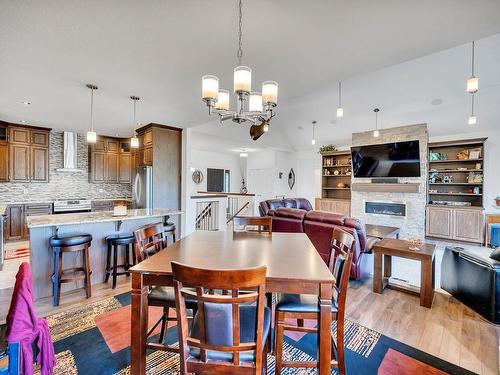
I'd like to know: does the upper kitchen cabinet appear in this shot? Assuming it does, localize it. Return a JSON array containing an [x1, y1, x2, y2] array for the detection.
[[89, 136, 133, 184], [0, 123, 51, 183], [0, 124, 8, 181], [135, 123, 182, 209]]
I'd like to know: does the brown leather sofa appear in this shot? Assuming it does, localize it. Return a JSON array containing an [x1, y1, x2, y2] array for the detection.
[[259, 198, 377, 280]]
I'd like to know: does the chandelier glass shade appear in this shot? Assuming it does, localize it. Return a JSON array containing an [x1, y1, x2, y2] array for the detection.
[[201, 0, 278, 139], [86, 131, 97, 143]]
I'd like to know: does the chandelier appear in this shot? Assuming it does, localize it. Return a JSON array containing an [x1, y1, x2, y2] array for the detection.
[[201, 0, 278, 140]]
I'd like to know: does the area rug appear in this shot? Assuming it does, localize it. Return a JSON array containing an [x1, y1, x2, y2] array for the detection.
[[4, 246, 30, 260], [1, 293, 475, 375]]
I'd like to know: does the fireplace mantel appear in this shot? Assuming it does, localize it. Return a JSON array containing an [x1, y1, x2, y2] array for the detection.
[[352, 183, 420, 193]]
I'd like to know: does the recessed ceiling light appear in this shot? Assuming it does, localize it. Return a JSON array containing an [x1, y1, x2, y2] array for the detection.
[[431, 99, 443, 106], [21, 101, 31, 105], [297, 126, 303, 130], [20, 120, 26, 123]]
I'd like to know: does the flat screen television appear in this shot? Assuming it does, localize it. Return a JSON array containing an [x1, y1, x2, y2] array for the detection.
[[351, 140, 421, 178]]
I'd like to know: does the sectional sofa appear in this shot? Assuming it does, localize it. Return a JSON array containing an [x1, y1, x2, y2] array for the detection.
[[259, 198, 378, 280]]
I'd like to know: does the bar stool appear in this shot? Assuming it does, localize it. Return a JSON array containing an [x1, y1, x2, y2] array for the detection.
[[50, 233, 92, 307], [163, 219, 176, 246], [105, 232, 136, 289]]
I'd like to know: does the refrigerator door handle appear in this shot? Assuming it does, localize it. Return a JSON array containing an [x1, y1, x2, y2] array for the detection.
[[134, 172, 142, 206]]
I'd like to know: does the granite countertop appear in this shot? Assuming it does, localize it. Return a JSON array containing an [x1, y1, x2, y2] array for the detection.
[[26, 208, 183, 228]]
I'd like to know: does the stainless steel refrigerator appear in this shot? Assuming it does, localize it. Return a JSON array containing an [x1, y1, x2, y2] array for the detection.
[[133, 166, 153, 209]]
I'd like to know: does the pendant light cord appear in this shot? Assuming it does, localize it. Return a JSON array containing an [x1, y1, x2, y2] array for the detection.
[[374, 108, 379, 130], [471, 41, 475, 76], [471, 94, 475, 115], [338, 82, 342, 107], [90, 87, 94, 132], [237, 0, 243, 65]]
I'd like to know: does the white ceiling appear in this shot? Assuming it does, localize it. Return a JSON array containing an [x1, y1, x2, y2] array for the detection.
[[1, 0, 500, 143]]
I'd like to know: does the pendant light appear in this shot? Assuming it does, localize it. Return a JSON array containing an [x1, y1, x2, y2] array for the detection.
[[130, 96, 140, 148], [468, 94, 477, 125], [311, 120, 316, 145], [336, 82, 344, 118], [373, 108, 380, 137], [86, 84, 98, 143], [466, 41, 478, 94]]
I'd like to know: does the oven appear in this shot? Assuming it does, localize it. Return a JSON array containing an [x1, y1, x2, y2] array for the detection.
[[53, 199, 92, 214]]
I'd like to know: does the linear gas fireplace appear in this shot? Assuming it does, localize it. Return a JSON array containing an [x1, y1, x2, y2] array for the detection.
[[365, 201, 406, 217]]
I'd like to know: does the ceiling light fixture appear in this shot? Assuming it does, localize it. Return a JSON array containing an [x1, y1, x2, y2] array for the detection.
[[373, 108, 380, 137], [21, 101, 31, 106], [468, 94, 477, 125], [86, 84, 98, 143], [311, 120, 316, 145], [130, 96, 140, 148], [20, 120, 27, 123], [466, 41, 478, 94], [239, 150, 248, 158], [336, 82, 344, 118], [201, 0, 278, 140]]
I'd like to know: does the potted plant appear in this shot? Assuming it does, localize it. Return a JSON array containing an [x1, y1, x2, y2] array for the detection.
[[318, 144, 337, 154]]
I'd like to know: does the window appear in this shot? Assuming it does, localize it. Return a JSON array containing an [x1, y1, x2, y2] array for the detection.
[[207, 168, 231, 192]]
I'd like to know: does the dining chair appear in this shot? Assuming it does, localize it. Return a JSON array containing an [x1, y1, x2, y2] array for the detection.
[[273, 227, 355, 375], [133, 222, 197, 349], [172, 261, 270, 374], [233, 216, 273, 234]]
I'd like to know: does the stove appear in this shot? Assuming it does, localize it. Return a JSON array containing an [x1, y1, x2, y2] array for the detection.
[[53, 199, 92, 214]]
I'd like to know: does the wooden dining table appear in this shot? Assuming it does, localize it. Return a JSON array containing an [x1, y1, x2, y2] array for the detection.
[[129, 230, 335, 374]]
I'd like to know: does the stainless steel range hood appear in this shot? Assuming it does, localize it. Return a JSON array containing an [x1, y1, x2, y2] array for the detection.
[[56, 131, 85, 172]]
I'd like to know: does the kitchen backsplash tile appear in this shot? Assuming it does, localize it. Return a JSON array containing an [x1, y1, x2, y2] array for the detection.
[[0, 131, 131, 204]]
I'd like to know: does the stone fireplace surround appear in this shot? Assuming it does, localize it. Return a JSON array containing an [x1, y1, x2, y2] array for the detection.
[[351, 124, 428, 239]]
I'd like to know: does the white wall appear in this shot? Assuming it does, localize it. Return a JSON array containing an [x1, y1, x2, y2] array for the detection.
[[189, 149, 243, 194], [246, 150, 298, 203]]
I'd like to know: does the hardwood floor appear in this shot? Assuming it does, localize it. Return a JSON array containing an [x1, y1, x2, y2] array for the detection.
[[0, 270, 498, 374], [346, 280, 500, 375]]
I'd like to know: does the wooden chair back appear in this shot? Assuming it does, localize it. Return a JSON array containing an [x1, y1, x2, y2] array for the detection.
[[172, 262, 268, 374], [133, 222, 168, 262], [233, 216, 272, 234], [328, 228, 355, 320]]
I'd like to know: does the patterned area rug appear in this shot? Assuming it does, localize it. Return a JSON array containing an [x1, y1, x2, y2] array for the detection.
[[1, 293, 475, 374], [4, 247, 30, 260]]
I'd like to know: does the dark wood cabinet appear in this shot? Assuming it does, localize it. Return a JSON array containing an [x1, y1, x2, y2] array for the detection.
[[4, 203, 52, 241], [91, 151, 106, 182], [9, 144, 30, 182], [89, 136, 132, 184], [5, 204, 24, 240], [105, 152, 119, 182], [31, 146, 49, 182], [0, 140, 8, 182], [119, 153, 132, 183], [4, 125, 50, 183]]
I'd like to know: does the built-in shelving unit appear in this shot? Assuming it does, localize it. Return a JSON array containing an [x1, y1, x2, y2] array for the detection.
[[321, 150, 352, 200], [427, 138, 486, 207], [316, 150, 352, 216], [425, 138, 487, 244]]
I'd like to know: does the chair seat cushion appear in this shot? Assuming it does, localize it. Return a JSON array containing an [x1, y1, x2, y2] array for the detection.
[[106, 232, 135, 245], [275, 207, 307, 220], [189, 305, 271, 362], [276, 293, 338, 313], [148, 286, 197, 308], [304, 211, 345, 225], [50, 233, 92, 247], [163, 223, 176, 232]]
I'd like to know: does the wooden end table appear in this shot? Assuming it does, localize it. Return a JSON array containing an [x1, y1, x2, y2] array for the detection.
[[372, 238, 436, 308], [365, 224, 400, 239]]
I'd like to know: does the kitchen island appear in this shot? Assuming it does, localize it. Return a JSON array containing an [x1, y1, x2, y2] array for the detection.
[[26, 208, 183, 299]]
